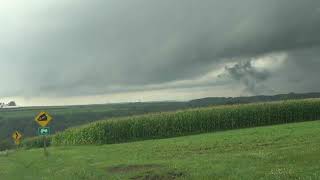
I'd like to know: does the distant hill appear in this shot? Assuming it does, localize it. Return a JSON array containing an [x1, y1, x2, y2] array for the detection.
[[1, 92, 320, 148], [188, 92, 320, 107]]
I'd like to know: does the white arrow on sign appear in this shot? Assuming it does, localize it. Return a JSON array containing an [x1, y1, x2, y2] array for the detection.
[[41, 129, 48, 134]]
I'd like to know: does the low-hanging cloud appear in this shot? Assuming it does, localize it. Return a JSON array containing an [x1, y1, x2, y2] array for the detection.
[[224, 53, 288, 95], [0, 0, 320, 103], [226, 61, 271, 95]]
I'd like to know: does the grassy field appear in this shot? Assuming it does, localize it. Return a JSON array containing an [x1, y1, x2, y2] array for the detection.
[[0, 102, 187, 145], [1, 120, 319, 180]]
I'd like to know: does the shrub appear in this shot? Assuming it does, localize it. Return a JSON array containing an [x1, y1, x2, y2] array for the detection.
[[22, 136, 52, 149]]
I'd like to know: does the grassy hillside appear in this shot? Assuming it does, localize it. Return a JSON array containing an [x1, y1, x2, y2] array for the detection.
[[1, 121, 320, 179], [23, 99, 320, 148], [2, 92, 320, 145], [2, 92, 320, 147]]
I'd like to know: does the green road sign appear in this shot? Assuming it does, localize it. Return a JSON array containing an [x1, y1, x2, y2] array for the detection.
[[38, 127, 51, 136]]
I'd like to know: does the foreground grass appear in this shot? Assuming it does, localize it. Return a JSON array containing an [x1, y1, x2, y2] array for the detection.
[[1, 121, 320, 180]]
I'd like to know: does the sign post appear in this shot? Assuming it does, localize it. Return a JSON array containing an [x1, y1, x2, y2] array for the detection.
[[35, 112, 53, 157]]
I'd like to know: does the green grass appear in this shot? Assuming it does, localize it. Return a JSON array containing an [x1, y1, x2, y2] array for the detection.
[[1, 120, 320, 179]]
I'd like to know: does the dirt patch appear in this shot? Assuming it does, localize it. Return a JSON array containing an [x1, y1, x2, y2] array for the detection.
[[107, 164, 163, 173], [130, 171, 185, 180], [107, 164, 185, 179]]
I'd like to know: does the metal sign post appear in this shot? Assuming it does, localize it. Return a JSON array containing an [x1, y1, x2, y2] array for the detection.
[[35, 112, 53, 157], [43, 135, 48, 157]]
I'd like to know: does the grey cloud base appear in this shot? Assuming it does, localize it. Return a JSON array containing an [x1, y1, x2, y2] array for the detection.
[[0, 0, 320, 103]]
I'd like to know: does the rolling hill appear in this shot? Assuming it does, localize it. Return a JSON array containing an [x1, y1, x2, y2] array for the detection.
[[1, 120, 319, 179], [18, 98, 320, 148], [2, 92, 320, 148]]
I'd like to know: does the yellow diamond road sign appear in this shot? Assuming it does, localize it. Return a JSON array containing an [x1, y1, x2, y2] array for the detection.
[[12, 131, 22, 142], [35, 112, 53, 127]]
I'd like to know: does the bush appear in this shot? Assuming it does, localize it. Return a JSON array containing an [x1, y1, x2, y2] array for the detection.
[[22, 136, 52, 149]]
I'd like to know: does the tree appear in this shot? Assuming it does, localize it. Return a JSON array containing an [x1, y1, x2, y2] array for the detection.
[[7, 101, 16, 107]]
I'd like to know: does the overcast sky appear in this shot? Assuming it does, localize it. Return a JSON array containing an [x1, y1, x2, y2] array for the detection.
[[1, 0, 320, 106]]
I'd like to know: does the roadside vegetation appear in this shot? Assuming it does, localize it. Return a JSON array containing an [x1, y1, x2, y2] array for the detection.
[[2, 92, 320, 146], [21, 99, 320, 148]]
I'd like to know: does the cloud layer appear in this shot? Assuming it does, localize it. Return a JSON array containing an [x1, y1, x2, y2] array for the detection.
[[0, 0, 320, 104]]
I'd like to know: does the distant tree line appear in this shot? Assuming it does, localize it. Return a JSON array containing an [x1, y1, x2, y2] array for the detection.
[[0, 101, 16, 108]]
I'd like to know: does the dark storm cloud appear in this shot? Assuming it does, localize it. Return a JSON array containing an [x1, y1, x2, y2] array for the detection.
[[1, 0, 320, 98], [272, 47, 320, 93]]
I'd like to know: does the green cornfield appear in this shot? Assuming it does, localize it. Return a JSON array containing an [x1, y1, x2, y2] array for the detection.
[[23, 99, 320, 148]]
